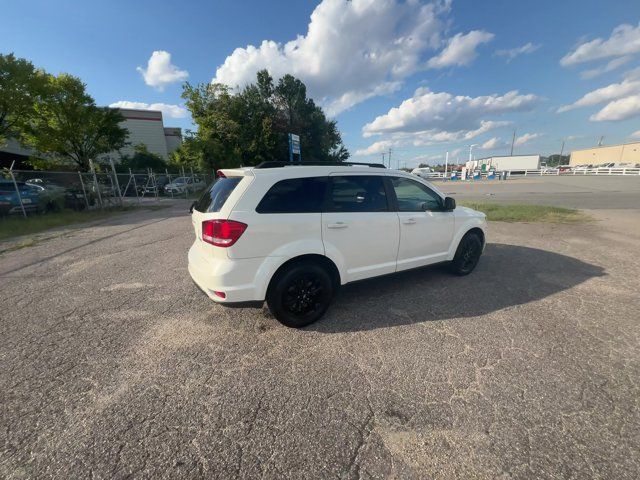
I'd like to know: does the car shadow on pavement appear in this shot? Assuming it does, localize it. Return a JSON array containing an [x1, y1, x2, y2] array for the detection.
[[310, 243, 605, 333]]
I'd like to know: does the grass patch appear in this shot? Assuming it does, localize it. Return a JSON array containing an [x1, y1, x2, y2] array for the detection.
[[460, 202, 590, 223], [0, 206, 137, 241]]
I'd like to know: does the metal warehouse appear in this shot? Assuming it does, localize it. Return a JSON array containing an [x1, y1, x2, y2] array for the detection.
[[569, 142, 640, 167]]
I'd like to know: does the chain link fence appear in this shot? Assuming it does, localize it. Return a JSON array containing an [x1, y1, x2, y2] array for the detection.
[[1, 162, 213, 219]]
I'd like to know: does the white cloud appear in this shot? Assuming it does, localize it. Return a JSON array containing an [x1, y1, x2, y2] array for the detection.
[[408, 120, 512, 146], [363, 87, 539, 137], [479, 137, 503, 150], [590, 94, 640, 122], [580, 56, 633, 79], [137, 51, 189, 91], [212, 0, 473, 116], [557, 78, 640, 113], [560, 23, 640, 66], [495, 42, 540, 62], [354, 140, 397, 156], [427, 30, 494, 68], [514, 132, 541, 147], [109, 101, 188, 119], [631, 130, 640, 139]]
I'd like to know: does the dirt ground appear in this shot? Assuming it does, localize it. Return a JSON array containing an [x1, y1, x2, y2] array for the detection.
[[1, 196, 639, 479]]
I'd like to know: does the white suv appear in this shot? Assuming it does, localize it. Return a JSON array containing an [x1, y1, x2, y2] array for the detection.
[[188, 162, 487, 327]]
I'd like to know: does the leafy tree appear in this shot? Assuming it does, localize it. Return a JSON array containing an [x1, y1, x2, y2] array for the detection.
[[169, 133, 207, 171], [119, 143, 167, 172], [177, 70, 349, 171], [0, 53, 48, 145], [23, 74, 128, 171], [544, 154, 570, 167]]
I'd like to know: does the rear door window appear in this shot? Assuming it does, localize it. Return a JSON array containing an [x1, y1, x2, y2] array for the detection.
[[256, 177, 327, 213], [193, 177, 242, 213], [327, 176, 389, 212]]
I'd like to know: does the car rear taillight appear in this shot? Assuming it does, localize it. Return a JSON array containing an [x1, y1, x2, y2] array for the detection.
[[202, 219, 247, 247], [217, 170, 226, 178]]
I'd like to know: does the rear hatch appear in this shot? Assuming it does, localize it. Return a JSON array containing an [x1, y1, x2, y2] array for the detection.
[[191, 169, 253, 260]]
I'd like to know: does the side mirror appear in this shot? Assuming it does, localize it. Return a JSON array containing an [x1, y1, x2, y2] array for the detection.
[[189, 201, 197, 213], [443, 196, 456, 211]]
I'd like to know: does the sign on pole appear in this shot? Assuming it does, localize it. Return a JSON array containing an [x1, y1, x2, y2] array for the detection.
[[288, 133, 301, 163]]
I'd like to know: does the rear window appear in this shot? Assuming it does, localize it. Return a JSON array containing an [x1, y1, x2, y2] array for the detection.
[[193, 177, 242, 213], [256, 177, 327, 213]]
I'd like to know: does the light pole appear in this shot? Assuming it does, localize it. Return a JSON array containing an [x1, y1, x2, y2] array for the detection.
[[444, 151, 449, 179], [468, 144, 476, 167]]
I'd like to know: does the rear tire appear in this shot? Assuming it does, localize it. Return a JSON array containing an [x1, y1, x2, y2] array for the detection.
[[266, 261, 333, 328], [449, 233, 483, 276]]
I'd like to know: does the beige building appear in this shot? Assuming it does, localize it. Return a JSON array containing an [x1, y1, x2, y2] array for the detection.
[[1, 107, 182, 166], [114, 108, 182, 160], [570, 142, 640, 166]]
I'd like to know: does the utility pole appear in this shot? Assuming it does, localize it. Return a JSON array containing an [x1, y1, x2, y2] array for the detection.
[[510, 129, 516, 156], [559, 140, 565, 166], [382, 152, 386, 167], [598, 136, 604, 147], [388, 148, 392, 170]]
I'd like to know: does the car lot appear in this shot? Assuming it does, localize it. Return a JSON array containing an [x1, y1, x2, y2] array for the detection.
[[1, 180, 639, 479]]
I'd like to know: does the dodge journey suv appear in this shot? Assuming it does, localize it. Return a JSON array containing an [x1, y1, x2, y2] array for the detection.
[[188, 162, 487, 327]]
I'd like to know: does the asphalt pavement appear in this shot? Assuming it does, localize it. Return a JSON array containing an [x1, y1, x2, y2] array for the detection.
[[436, 175, 640, 209], [1, 182, 639, 479]]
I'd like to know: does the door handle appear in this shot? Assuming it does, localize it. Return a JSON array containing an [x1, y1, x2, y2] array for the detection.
[[403, 218, 417, 225], [328, 222, 348, 229]]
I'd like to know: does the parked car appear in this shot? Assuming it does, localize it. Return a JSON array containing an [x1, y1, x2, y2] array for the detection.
[[558, 165, 572, 173], [165, 176, 206, 194], [25, 178, 67, 211], [0, 180, 43, 216], [188, 162, 487, 328], [122, 175, 148, 197], [143, 175, 170, 196]]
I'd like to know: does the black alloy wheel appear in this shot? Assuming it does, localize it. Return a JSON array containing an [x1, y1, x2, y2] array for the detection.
[[267, 262, 333, 328], [450, 233, 483, 276]]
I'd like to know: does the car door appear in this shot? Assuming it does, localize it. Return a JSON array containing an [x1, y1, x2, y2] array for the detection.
[[322, 174, 400, 282], [390, 176, 455, 271]]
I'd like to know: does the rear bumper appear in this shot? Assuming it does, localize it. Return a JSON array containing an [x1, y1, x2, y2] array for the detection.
[[188, 243, 267, 303]]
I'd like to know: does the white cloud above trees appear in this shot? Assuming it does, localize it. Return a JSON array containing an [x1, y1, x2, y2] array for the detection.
[[212, 0, 493, 116], [137, 51, 189, 91], [109, 101, 188, 119]]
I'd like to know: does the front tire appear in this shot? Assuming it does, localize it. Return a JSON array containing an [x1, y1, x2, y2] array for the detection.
[[266, 261, 333, 328], [450, 233, 483, 276]]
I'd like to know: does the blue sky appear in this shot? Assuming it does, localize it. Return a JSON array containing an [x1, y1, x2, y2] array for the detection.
[[3, 0, 640, 167]]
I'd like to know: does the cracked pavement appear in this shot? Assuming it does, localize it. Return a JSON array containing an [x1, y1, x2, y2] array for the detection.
[[1, 195, 639, 479]]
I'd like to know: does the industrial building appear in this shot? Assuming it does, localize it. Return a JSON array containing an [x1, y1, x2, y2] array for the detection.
[[469, 155, 541, 171], [113, 108, 182, 161], [0, 107, 182, 168], [569, 142, 640, 167]]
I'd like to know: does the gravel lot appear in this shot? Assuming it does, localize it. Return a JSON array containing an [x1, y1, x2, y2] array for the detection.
[[1, 183, 639, 479]]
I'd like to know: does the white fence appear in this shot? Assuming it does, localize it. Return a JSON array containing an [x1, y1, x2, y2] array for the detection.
[[508, 167, 640, 177], [418, 167, 640, 180]]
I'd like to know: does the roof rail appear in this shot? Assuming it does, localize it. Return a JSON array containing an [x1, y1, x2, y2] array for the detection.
[[254, 161, 386, 169]]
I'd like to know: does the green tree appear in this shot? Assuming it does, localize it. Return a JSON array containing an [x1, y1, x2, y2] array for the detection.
[[119, 143, 167, 172], [178, 70, 349, 171], [23, 74, 128, 171], [0, 53, 48, 145]]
